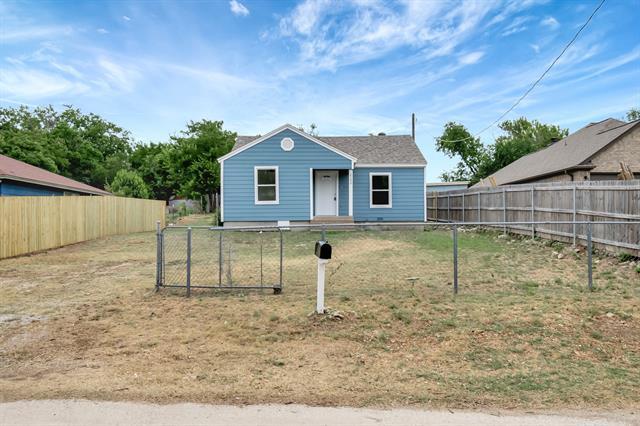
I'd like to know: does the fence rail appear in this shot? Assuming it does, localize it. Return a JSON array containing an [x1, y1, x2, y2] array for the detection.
[[426, 180, 640, 256], [0, 196, 165, 259], [156, 220, 639, 298]]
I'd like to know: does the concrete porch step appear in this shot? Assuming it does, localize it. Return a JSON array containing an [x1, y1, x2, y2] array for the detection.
[[311, 215, 354, 224]]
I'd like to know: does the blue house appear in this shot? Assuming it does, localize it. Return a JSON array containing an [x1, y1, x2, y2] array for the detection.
[[0, 154, 110, 196], [218, 124, 427, 225]]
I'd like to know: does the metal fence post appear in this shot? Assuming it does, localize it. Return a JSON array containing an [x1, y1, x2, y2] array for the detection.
[[277, 228, 283, 294], [259, 231, 264, 288], [218, 231, 223, 288], [186, 227, 192, 298], [502, 188, 507, 234], [572, 185, 577, 246], [453, 225, 458, 295], [426, 193, 429, 221], [461, 193, 465, 223], [531, 186, 535, 239], [587, 221, 593, 291], [155, 220, 161, 291]]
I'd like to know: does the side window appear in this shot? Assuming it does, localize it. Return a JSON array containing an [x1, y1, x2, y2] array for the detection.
[[255, 166, 279, 204], [370, 173, 391, 208]]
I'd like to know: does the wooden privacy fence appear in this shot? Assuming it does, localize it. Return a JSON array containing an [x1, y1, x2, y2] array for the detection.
[[0, 196, 166, 259], [427, 180, 640, 256]]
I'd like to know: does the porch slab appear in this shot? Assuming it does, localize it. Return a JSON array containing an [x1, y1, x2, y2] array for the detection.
[[311, 215, 354, 224]]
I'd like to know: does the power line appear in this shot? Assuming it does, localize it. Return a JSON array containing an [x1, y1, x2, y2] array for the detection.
[[440, 0, 607, 145]]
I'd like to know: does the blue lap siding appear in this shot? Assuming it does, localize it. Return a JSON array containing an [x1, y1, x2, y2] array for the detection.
[[352, 167, 425, 222], [223, 129, 352, 222], [0, 180, 66, 196]]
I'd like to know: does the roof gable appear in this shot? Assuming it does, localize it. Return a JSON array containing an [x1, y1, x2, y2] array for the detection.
[[0, 154, 110, 195], [219, 124, 356, 163], [230, 126, 427, 166], [475, 118, 640, 186]]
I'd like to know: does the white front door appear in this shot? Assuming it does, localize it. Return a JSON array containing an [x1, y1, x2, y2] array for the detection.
[[315, 171, 338, 216]]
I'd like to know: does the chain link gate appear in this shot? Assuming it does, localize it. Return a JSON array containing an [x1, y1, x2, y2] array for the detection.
[[156, 225, 283, 296]]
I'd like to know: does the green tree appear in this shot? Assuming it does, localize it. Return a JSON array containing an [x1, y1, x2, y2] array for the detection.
[[626, 108, 640, 121], [130, 143, 175, 201], [108, 169, 150, 199], [0, 105, 133, 189], [0, 106, 69, 173], [169, 120, 235, 212], [480, 118, 568, 179], [436, 118, 568, 185], [435, 122, 488, 182]]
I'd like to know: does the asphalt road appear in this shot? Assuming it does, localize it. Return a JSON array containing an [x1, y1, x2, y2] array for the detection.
[[0, 400, 637, 426]]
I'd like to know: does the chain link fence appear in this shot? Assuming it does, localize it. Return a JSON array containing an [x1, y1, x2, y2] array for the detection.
[[159, 226, 283, 296], [156, 221, 639, 298]]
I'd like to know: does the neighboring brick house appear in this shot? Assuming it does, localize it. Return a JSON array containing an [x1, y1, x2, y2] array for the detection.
[[474, 118, 640, 187]]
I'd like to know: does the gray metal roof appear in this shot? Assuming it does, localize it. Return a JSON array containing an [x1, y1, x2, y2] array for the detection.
[[475, 118, 640, 187], [234, 133, 426, 165]]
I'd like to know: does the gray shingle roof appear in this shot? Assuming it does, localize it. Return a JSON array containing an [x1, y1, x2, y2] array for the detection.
[[234, 133, 426, 165], [474, 118, 640, 187]]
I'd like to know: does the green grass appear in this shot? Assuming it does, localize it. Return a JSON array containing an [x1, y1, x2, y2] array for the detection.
[[1, 225, 638, 409]]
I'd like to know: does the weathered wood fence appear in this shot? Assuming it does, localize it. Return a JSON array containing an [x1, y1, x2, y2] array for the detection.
[[0, 196, 166, 259], [427, 180, 640, 256]]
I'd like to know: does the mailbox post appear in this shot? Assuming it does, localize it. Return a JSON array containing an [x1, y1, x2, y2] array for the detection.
[[314, 240, 332, 314]]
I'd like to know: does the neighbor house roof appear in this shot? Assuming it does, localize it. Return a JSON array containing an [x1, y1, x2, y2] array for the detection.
[[0, 154, 110, 195], [474, 118, 640, 187], [234, 129, 427, 166]]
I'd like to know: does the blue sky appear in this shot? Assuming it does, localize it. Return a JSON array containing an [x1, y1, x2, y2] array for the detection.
[[1, 0, 639, 181]]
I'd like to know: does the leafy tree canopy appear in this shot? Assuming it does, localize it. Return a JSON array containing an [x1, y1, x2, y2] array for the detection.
[[626, 108, 640, 122], [169, 120, 235, 210], [0, 105, 132, 188], [107, 169, 150, 199], [436, 117, 568, 185], [0, 106, 235, 206]]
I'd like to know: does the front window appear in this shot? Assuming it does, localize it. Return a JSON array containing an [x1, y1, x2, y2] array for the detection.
[[370, 172, 391, 208], [255, 166, 279, 204]]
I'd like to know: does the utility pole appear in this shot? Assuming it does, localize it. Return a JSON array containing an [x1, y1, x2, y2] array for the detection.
[[411, 113, 416, 141]]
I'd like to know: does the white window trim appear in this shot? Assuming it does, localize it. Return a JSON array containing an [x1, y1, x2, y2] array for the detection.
[[220, 162, 224, 222], [369, 172, 392, 208], [254, 166, 279, 205], [309, 168, 313, 219], [348, 169, 353, 217]]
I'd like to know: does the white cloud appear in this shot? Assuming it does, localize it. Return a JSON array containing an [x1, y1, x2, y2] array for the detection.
[[500, 15, 532, 36], [530, 44, 540, 53], [276, 0, 501, 73], [97, 28, 109, 34], [229, 0, 249, 17], [1, 25, 73, 43], [97, 58, 140, 91], [123, 15, 131, 21], [49, 61, 83, 78], [541, 16, 559, 28], [0, 68, 89, 99], [458, 51, 485, 65]]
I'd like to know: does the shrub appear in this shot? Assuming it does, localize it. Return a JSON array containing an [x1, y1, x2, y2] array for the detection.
[[618, 252, 636, 263], [108, 170, 150, 199]]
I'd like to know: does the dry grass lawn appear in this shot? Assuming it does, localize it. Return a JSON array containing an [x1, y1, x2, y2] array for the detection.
[[1, 219, 639, 409]]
